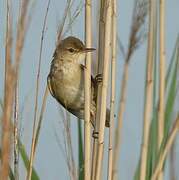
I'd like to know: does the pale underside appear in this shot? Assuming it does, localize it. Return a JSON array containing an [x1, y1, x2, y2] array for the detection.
[[47, 59, 96, 121]]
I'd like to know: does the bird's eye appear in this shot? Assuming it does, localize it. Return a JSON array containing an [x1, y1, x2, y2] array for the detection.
[[68, 48, 75, 53]]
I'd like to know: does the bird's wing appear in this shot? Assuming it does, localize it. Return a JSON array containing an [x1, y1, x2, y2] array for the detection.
[[80, 64, 97, 101], [47, 74, 55, 97]]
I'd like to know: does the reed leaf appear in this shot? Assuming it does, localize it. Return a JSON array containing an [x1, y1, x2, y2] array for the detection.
[[134, 36, 179, 180], [77, 120, 84, 180], [19, 141, 40, 180]]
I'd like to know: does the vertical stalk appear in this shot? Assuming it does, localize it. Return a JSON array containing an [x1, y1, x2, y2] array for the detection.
[[27, 1, 50, 179], [107, 0, 117, 179], [84, 0, 92, 179], [112, 60, 129, 180], [14, 82, 19, 180], [151, 115, 179, 180], [1, 1, 13, 179], [140, 0, 154, 179], [95, 0, 112, 179], [158, 0, 166, 179], [91, 1, 105, 179], [112, 1, 148, 179]]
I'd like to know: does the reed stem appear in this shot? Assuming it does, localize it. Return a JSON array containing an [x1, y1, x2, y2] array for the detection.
[[140, 0, 154, 179], [84, 0, 92, 179], [95, 0, 112, 179], [158, 0, 166, 178], [107, 0, 117, 179]]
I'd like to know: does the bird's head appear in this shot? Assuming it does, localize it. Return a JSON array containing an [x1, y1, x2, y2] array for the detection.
[[55, 36, 95, 63]]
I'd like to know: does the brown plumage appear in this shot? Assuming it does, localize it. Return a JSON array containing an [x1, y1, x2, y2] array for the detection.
[[47, 36, 110, 127]]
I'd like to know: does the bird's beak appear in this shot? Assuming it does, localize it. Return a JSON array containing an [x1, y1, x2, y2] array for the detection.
[[83, 48, 96, 52]]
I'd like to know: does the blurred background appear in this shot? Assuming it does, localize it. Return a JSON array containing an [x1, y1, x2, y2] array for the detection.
[[0, 0, 178, 179]]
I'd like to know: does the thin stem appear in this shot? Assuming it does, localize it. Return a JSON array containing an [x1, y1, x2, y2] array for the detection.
[[91, 1, 106, 179], [158, 0, 166, 179], [84, 0, 92, 179], [14, 81, 19, 180], [0, 1, 13, 178], [151, 115, 179, 180], [112, 60, 129, 180], [107, 0, 117, 179], [27, 1, 50, 179], [95, 0, 112, 179], [112, 1, 148, 178], [140, 0, 154, 179]]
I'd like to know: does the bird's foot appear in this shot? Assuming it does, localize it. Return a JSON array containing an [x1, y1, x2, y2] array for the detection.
[[95, 74, 103, 84], [92, 131, 99, 139]]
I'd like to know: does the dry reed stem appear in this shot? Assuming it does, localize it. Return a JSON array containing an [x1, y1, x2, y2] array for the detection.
[[54, 123, 74, 179], [55, 108, 77, 179], [107, 0, 117, 179], [139, 0, 154, 179], [0, 2, 14, 179], [1, 0, 29, 178], [63, 1, 84, 36], [84, 0, 92, 179], [14, 2, 31, 177], [34, 86, 49, 149], [38, 2, 77, 179], [151, 115, 179, 180], [112, 1, 148, 179], [14, 82, 19, 180], [57, 0, 72, 43], [1, 0, 30, 178], [112, 60, 129, 180], [63, 112, 77, 180], [27, 1, 50, 180], [95, 0, 112, 179], [15, 0, 30, 72], [158, 0, 166, 179], [37, 0, 75, 179], [91, 1, 106, 179]]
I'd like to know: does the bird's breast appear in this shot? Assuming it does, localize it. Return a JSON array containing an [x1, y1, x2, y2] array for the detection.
[[50, 61, 85, 109]]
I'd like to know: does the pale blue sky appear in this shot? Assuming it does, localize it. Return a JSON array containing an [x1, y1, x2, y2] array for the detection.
[[0, 0, 179, 179]]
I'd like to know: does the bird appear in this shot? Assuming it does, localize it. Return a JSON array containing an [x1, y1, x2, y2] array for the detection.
[[47, 36, 110, 127]]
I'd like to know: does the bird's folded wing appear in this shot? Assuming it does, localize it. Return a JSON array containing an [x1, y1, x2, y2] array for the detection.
[[47, 75, 55, 97]]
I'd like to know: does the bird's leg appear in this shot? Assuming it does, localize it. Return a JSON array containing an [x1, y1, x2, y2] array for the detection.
[[90, 113, 99, 139]]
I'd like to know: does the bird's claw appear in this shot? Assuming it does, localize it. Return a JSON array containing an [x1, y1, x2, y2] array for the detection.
[[95, 74, 103, 84], [92, 131, 99, 139]]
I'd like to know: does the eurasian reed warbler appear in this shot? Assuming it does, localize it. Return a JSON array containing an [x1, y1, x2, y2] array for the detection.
[[47, 36, 110, 127]]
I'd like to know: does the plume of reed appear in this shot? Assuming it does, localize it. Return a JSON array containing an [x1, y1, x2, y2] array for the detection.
[[112, 1, 148, 179]]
